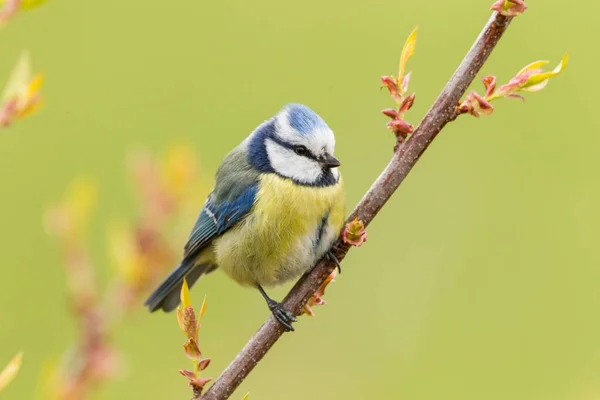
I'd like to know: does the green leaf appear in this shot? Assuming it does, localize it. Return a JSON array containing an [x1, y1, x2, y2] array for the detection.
[[521, 53, 569, 92]]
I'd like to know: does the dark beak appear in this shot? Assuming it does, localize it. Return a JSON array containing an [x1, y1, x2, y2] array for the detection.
[[320, 153, 341, 168]]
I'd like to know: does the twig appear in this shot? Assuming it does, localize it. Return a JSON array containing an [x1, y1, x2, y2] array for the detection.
[[202, 11, 513, 400]]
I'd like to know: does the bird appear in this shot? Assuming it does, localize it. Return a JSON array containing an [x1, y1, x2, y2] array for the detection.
[[144, 103, 345, 331]]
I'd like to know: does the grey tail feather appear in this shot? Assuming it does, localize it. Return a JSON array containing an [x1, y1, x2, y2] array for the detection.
[[144, 262, 217, 313]]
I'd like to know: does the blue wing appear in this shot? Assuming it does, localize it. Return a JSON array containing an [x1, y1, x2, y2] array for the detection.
[[144, 183, 258, 312], [182, 183, 258, 261]]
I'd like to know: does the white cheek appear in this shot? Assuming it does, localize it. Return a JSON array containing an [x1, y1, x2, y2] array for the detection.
[[265, 140, 323, 184], [329, 167, 339, 180]]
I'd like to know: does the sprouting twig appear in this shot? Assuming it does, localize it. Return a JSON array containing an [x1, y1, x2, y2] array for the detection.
[[201, 10, 516, 400], [177, 280, 211, 399]]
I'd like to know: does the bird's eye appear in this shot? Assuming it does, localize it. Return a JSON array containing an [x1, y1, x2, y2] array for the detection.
[[293, 145, 309, 156]]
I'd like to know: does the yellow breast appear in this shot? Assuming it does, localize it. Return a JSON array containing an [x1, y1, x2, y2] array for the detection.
[[214, 174, 345, 287]]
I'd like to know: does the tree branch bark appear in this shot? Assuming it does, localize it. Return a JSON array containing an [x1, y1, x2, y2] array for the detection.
[[202, 11, 513, 400]]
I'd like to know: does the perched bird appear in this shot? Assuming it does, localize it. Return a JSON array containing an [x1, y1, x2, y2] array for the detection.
[[145, 104, 345, 331]]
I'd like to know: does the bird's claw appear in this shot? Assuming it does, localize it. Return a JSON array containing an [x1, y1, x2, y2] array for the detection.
[[327, 250, 342, 274], [268, 301, 297, 332]]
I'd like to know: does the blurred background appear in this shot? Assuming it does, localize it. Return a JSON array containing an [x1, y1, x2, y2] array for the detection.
[[0, 0, 594, 399]]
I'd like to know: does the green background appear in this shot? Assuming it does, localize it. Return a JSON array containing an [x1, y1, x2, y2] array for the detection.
[[0, 0, 594, 399]]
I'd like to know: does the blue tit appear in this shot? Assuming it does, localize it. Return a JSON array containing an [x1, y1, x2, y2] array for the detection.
[[145, 103, 345, 331]]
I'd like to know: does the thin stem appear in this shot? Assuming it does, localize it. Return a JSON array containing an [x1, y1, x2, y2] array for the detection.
[[201, 11, 513, 400]]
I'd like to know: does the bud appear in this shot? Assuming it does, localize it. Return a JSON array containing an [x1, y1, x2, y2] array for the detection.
[[190, 377, 212, 391], [179, 369, 196, 380], [183, 306, 198, 340], [198, 358, 211, 371], [386, 118, 414, 136], [459, 91, 494, 117], [399, 93, 416, 114], [381, 108, 398, 119], [342, 218, 368, 247], [482, 75, 496, 98], [490, 0, 527, 17], [183, 338, 202, 361], [381, 76, 402, 103]]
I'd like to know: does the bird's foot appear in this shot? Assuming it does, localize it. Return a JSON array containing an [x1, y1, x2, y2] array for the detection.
[[327, 250, 342, 274], [267, 300, 297, 332]]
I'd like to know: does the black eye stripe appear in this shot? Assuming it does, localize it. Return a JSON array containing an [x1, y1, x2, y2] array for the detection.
[[269, 136, 318, 161]]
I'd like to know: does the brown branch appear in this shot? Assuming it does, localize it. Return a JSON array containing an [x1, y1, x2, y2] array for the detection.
[[202, 11, 513, 400]]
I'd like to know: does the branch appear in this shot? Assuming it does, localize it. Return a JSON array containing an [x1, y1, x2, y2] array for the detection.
[[202, 11, 513, 400]]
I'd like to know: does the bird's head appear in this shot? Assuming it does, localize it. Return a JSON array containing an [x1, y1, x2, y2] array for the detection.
[[248, 104, 340, 187]]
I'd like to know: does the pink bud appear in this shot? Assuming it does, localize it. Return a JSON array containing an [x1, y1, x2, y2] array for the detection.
[[490, 0, 527, 17], [482, 75, 497, 98], [459, 91, 494, 117], [499, 70, 538, 94], [381, 75, 402, 103], [380, 75, 397, 89], [387, 119, 414, 135], [399, 93, 416, 113], [381, 108, 398, 119], [179, 369, 196, 380], [190, 377, 212, 390], [198, 358, 211, 371], [183, 338, 202, 360], [342, 218, 368, 247]]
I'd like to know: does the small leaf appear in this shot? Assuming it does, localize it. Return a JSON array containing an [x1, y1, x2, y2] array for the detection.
[[190, 377, 212, 390], [381, 75, 402, 104], [241, 393, 250, 400], [381, 108, 398, 119], [386, 118, 414, 137], [180, 278, 192, 310], [399, 93, 415, 114], [398, 27, 418, 84], [516, 60, 550, 77], [183, 338, 202, 361], [195, 295, 207, 340], [179, 369, 196, 380], [400, 72, 412, 94], [198, 358, 211, 371], [176, 306, 185, 333], [482, 75, 497, 98], [198, 295, 207, 319], [521, 53, 568, 92], [0, 352, 23, 392]]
